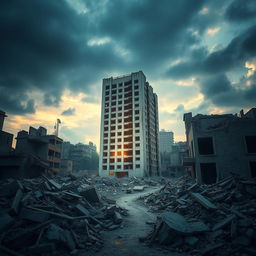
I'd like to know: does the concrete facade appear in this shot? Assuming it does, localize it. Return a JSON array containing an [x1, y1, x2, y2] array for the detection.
[[0, 110, 13, 154], [183, 108, 256, 184], [99, 71, 160, 178], [16, 126, 63, 174]]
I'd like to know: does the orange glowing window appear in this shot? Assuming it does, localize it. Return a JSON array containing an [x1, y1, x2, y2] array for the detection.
[[109, 171, 115, 176], [117, 151, 122, 156], [110, 152, 115, 156]]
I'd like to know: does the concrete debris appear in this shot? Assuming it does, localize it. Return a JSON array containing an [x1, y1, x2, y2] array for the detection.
[[133, 186, 145, 191], [0, 175, 128, 255], [9, 189, 23, 216], [94, 176, 162, 196], [0, 213, 14, 231], [190, 192, 217, 210], [78, 185, 100, 203], [139, 175, 256, 255]]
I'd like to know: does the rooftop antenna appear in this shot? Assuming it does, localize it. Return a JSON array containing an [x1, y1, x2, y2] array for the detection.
[[54, 118, 61, 137]]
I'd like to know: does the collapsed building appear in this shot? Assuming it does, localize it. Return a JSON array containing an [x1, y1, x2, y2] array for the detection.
[[0, 110, 13, 155], [183, 108, 256, 184], [0, 110, 63, 178], [16, 126, 63, 175]]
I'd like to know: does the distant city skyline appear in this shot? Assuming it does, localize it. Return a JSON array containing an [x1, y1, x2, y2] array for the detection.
[[1, 0, 256, 150]]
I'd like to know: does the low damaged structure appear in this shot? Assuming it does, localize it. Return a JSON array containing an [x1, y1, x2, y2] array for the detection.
[[0, 110, 63, 178], [15, 126, 63, 175], [183, 108, 256, 184], [0, 110, 13, 155]]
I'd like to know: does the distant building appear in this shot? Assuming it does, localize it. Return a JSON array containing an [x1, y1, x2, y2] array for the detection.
[[171, 142, 187, 166], [60, 159, 73, 173], [16, 126, 63, 174], [99, 71, 160, 178], [61, 141, 72, 159], [160, 140, 188, 177], [183, 108, 256, 184], [166, 142, 188, 177], [159, 130, 174, 175], [0, 110, 13, 154], [159, 130, 174, 153], [61, 141, 97, 172]]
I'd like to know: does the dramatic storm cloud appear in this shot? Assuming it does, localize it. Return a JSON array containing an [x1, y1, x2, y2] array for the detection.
[[1, 0, 256, 145], [61, 108, 76, 116]]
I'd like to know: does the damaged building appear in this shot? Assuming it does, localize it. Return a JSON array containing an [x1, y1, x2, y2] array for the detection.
[[0, 111, 63, 178], [16, 126, 63, 174], [183, 108, 256, 184], [0, 110, 13, 155]]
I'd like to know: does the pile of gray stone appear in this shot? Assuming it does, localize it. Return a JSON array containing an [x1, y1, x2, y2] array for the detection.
[[0, 175, 127, 255], [139, 175, 256, 255]]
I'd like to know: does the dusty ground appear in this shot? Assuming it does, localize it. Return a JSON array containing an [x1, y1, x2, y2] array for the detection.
[[90, 187, 188, 256]]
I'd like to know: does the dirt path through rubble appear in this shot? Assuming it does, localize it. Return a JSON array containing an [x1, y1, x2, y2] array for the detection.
[[94, 187, 186, 256]]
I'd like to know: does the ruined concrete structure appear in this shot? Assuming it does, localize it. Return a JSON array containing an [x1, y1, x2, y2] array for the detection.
[[183, 108, 256, 184], [99, 71, 160, 177], [0, 111, 53, 178], [16, 126, 63, 174], [0, 110, 13, 154]]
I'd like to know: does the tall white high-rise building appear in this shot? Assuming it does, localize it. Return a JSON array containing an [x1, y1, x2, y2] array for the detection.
[[99, 71, 160, 177]]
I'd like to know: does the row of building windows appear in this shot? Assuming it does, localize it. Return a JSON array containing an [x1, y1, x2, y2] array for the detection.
[[103, 133, 141, 140], [105, 108, 139, 115], [102, 164, 141, 170], [192, 136, 256, 156], [103, 149, 140, 157], [105, 80, 139, 90], [103, 141, 140, 147], [104, 117, 139, 125], [105, 91, 139, 98], [105, 97, 139, 103], [103, 142, 141, 150], [104, 125, 140, 132], [105, 103, 139, 112], [103, 157, 141, 163], [104, 111, 139, 119], [105, 85, 139, 94], [104, 129, 140, 134]]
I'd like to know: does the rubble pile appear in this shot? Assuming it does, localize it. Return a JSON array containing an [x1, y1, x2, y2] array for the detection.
[[0, 175, 127, 255], [93, 176, 123, 196], [94, 176, 161, 196], [139, 175, 256, 255]]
